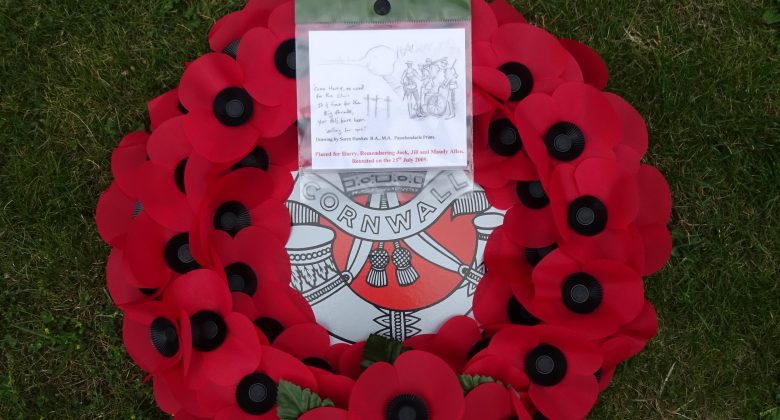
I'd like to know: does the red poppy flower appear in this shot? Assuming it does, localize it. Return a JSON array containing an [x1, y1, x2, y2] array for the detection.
[[514, 83, 621, 182], [184, 124, 297, 211], [107, 247, 161, 306], [231, 278, 315, 345], [547, 157, 643, 266], [138, 116, 194, 232], [349, 350, 465, 420], [526, 249, 645, 340], [123, 213, 201, 290], [473, 272, 540, 333], [147, 88, 186, 131], [208, 0, 289, 57], [237, 2, 297, 126], [209, 226, 292, 297], [162, 269, 262, 389], [403, 316, 483, 372], [474, 107, 538, 191], [558, 39, 609, 91], [178, 53, 277, 163], [189, 167, 291, 265], [488, 0, 528, 25], [475, 24, 582, 108], [111, 131, 149, 198], [198, 345, 318, 420], [122, 300, 183, 375], [635, 165, 673, 275], [95, 182, 142, 246], [463, 382, 522, 420], [464, 325, 602, 419]]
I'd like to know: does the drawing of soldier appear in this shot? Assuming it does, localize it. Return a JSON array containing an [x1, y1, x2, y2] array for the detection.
[[440, 58, 458, 119], [402, 61, 421, 118]]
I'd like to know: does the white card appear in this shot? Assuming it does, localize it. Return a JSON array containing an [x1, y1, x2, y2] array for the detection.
[[307, 28, 469, 171]]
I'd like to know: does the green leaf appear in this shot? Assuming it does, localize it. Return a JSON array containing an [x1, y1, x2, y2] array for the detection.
[[762, 7, 780, 25], [458, 374, 495, 394], [276, 380, 334, 420], [360, 334, 410, 370]]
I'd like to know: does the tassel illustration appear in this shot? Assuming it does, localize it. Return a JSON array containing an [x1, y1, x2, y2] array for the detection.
[[392, 241, 419, 287], [367, 246, 390, 288]]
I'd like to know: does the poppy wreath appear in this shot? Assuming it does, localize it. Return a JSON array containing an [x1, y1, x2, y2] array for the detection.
[[96, 0, 672, 419]]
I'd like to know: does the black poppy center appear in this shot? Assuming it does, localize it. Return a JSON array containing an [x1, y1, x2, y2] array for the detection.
[[562, 273, 604, 314], [225, 262, 258, 296], [232, 147, 270, 171], [386, 394, 429, 420], [507, 296, 540, 326], [488, 118, 523, 157], [214, 201, 252, 237], [303, 357, 334, 373], [524, 243, 558, 267], [544, 122, 586, 161], [516, 181, 549, 209], [467, 336, 491, 360], [177, 102, 189, 114], [149, 317, 179, 358], [236, 372, 278, 415], [139, 287, 158, 296], [213, 87, 253, 127], [254, 317, 285, 344], [525, 344, 567, 386], [567, 195, 608, 236], [223, 39, 241, 59], [499, 62, 534, 102], [174, 158, 187, 193], [274, 39, 297, 79], [164, 233, 200, 274], [190, 311, 227, 352]]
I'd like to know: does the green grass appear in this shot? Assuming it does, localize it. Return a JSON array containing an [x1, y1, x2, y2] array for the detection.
[[0, 0, 778, 418]]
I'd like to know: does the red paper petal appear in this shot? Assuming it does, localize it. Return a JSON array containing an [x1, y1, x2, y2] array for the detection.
[[238, 28, 293, 107], [503, 203, 559, 249], [273, 323, 331, 360], [112, 131, 149, 197], [604, 92, 649, 156], [349, 362, 400, 419], [637, 165, 672, 225], [638, 224, 673, 276], [559, 39, 609, 90], [179, 53, 244, 111], [148, 89, 185, 131], [489, 0, 528, 25], [463, 383, 514, 420], [394, 351, 465, 420], [529, 372, 598, 420], [163, 269, 232, 317], [96, 182, 138, 246], [300, 408, 351, 420], [107, 247, 157, 306], [183, 110, 260, 163], [472, 0, 498, 42]]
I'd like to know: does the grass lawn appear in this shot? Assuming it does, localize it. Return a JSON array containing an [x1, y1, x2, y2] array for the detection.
[[1, 0, 778, 418]]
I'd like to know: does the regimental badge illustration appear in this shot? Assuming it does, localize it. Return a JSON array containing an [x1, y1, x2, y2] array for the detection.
[[286, 171, 504, 343]]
